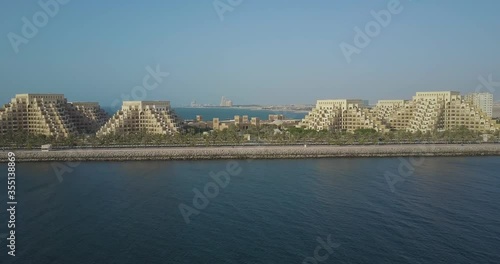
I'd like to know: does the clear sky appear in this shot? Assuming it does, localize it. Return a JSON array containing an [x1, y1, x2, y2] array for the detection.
[[1, 0, 500, 106]]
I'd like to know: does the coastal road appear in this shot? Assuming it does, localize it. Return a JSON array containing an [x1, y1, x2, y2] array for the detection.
[[1, 144, 500, 162]]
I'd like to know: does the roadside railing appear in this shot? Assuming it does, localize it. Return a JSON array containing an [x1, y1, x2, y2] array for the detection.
[[1, 140, 499, 151]]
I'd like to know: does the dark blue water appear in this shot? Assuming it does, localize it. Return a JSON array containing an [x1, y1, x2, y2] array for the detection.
[[1, 157, 499, 263]]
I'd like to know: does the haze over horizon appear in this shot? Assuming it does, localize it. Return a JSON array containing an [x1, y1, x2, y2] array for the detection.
[[1, 0, 500, 107]]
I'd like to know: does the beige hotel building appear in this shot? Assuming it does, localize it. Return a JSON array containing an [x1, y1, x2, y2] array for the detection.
[[0, 94, 108, 137], [464, 92, 493, 117], [96, 101, 182, 136], [212, 115, 260, 131], [300, 91, 498, 133]]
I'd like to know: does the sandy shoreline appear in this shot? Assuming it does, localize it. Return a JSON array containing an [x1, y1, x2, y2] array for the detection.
[[1, 144, 500, 162]]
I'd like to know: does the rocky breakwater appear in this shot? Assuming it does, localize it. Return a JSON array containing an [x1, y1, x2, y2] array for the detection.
[[1, 144, 500, 162]]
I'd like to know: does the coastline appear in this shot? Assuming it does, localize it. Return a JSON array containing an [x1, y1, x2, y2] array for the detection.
[[1, 144, 500, 162]]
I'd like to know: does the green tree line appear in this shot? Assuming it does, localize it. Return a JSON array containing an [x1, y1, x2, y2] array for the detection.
[[1, 125, 499, 149]]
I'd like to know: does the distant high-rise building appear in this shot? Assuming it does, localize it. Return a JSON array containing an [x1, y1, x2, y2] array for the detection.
[[464, 92, 493, 117], [220, 96, 233, 107], [191, 100, 202, 108]]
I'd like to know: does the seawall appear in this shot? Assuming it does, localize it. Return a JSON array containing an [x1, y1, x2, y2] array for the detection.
[[1, 144, 500, 162]]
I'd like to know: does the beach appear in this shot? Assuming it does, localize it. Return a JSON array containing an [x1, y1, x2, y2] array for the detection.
[[2, 144, 500, 162]]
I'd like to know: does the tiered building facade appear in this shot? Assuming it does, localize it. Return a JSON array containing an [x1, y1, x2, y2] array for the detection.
[[1, 91, 495, 137], [70, 102, 109, 134], [0, 94, 108, 137], [96, 101, 182, 136], [464, 92, 493, 117], [300, 91, 498, 133], [300, 99, 389, 132]]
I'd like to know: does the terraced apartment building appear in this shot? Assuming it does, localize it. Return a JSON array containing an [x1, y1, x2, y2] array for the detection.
[[96, 101, 182, 136], [300, 99, 391, 132], [0, 94, 108, 137], [464, 92, 493, 117], [300, 91, 498, 133], [70, 102, 109, 134]]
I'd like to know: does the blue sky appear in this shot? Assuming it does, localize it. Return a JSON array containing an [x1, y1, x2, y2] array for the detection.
[[1, 0, 499, 106]]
